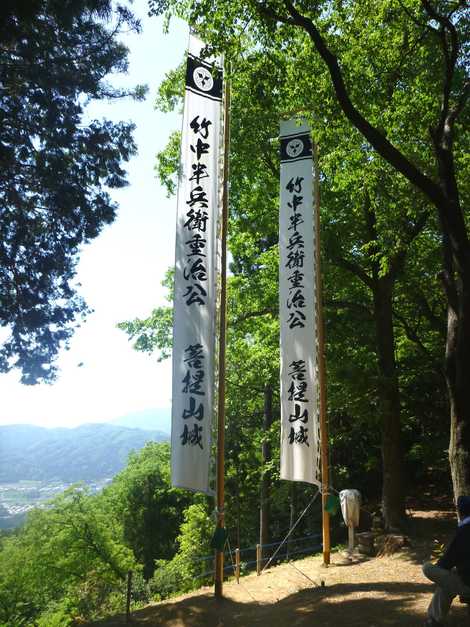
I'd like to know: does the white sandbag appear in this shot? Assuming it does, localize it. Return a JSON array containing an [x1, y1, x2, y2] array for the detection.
[[339, 489, 361, 528]]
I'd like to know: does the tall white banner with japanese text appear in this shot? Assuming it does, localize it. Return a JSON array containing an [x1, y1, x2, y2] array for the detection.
[[171, 35, 223, 492], [279, 119, 320, 485]]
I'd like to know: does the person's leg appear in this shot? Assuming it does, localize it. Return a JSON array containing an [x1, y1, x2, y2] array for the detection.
[[422, 562, 470, 623], [427, 585, 455, 624]]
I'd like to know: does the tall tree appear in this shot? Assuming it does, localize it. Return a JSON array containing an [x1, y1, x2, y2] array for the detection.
[[0, 0, 145, 383], [105, 442, 191, 579]]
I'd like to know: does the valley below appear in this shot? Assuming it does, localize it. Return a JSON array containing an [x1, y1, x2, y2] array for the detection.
[[0, 478, 112, 529], [0, 418, 170, 529]]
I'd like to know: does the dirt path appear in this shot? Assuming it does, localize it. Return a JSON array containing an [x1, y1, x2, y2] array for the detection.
[[94, 510, 470, 626]]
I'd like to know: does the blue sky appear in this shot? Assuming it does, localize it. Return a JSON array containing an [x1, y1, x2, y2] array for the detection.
[[0, 2, 187, 428]]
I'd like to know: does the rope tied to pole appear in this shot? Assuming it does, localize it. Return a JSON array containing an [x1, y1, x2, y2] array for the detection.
[[262, 488, 321, 573]]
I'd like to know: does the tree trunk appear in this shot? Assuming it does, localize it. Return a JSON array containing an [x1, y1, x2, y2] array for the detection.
[[260, 385, 273, 558], [372, 276, 406, 530], [434, 134, 470, 503], [443, 254, 470, 500]]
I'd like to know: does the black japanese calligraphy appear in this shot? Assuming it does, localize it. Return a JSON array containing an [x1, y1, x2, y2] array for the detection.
[[190, 137, 209, 160], [184, 208, 208, 232], [286, 176, 304, 194], [183, 258, 207, 282], [287, 233, 305, 251], [182, 396, 204, 421], [288, 211, 304, 232], [180, 423, 203, 449], [186, 185, 209, 208], [183, 343, 204, 368], [282, 147, 314, 450], [287, 288, 306, 310], [286, 249, 305, 269], [288, 425, 309, 446], [182, 283, 207, 306], [289, 403, 308, 423], [189, 162, 209, 184], [182, 368, 204, 395], [185, 234, 206, 257], [289, 360, 307, 380], [190, 115, 212, 139], [287, 310, 307, 329], [287, 194, 303, 211], [286, 359, 310, 447], [287, 270, 305, 289], [181, 344, 206, 448], [284, 168, 307, 329], [181, 112, 214, 309], [288, 380, 308, 402]]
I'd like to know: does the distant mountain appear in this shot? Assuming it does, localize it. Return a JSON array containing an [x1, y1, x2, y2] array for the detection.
[[0, 423, 169, 483], [112, 407, 171, 433]]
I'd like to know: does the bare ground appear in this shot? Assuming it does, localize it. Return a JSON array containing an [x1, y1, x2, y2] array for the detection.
[[93, 509, 470, 627]]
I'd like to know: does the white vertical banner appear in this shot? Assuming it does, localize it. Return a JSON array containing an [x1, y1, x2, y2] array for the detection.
[[171, 35, 223, 492], [279, 119, 320, 485]]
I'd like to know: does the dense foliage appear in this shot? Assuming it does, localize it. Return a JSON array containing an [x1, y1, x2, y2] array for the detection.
[[0, 443, 211, 625], [0, 0, 146, 383]]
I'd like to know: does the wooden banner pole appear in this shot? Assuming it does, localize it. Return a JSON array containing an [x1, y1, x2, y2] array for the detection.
[[313, 141, 331, 566], [214, 67, 231, 599]]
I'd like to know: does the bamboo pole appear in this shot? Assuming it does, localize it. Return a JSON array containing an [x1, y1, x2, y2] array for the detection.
[[214, 67, 231, 599], [313, 141, 331, 566]]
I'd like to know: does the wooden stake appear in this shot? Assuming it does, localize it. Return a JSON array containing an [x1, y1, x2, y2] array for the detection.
[[313, 141, 331, 566], [214, 67, 231, 599], [126, 570, 132, 624], [256, 544, 261, 576], [235, 548, 240, 583]]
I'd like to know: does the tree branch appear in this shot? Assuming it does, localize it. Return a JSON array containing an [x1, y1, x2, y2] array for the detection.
[[259, 0, 447, 211], [421, 0, 460, 139], [332, 255, 374, 288], [389, 210, 430, 279], [325, 298, 373, 318], [392, 306, 445, 379], [412, 286, 447, 338], [232, 307, 278, 324]]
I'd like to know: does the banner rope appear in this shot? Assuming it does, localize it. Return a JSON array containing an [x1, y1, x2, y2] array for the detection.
[[287, 559, 320, 587], [262, 487, 321, 573], [226, 536, 236, 576], [223, 536, 258, 601]]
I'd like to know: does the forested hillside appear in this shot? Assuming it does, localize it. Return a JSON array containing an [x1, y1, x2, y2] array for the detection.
[[0, 423, 168, 482], [0, 443, 246, 625]]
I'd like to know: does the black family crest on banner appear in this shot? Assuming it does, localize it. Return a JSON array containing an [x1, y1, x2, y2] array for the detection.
[[280, 132, 313, 164], [186, 54, 223, 102]]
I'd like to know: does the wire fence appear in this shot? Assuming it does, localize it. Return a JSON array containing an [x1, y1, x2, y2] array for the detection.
[[177, 532, 322, 581], [124, 533, 322, 618]]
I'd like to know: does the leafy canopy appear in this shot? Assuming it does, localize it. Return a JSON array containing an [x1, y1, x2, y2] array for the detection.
[[0, 0, 147, 383]]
